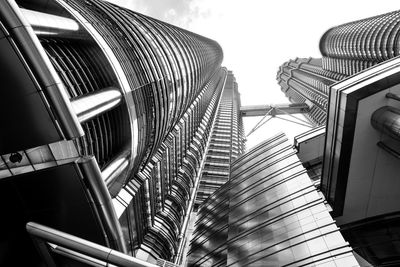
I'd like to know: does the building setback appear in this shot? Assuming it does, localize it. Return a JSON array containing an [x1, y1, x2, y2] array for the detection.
[[0, 0, 244, 265], [275, 9, 400, 266], [277, 10, 400, 126], [276, 58, 344, 126], [188, 8, 400, 267], [195, 71, 245, 208]]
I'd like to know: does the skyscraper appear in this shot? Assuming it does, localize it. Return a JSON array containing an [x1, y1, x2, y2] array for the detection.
[[276, 58, 344, 126], [275, 9, 400, 266], [277, 10, 400, 127], [187, 133, 359, 267], [189, 8, 400, 267], [0, 0, 243, 265], [195, 71, 245, 208]]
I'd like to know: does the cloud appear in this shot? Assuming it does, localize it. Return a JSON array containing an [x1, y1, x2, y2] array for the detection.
[[107, 0, 211, 29]]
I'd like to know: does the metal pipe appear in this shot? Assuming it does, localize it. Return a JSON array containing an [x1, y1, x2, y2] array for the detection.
[[77, 156, 127, 253], [0, 0, 84, 139], [371, 106, 400, 141], [246, 108, 273, 137], [56, 0, 139, 175], [101, 149, 130, 197], [20, 8, 79, 32], [26, 222, 157, 267], [275, 107, 315, 126], [71, 87, 122, 123]]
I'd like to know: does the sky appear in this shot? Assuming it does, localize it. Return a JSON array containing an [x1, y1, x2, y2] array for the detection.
[[108, 0, 399, 148]]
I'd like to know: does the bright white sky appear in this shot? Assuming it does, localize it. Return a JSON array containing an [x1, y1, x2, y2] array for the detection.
[[108, 0, 399, 149]]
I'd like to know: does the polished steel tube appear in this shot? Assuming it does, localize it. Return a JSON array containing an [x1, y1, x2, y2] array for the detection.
[[26, 222, 157, 267], [371, 106, 400, 141], [56, 0, 139, 172], [0, 0, 84, 139], [71, 87, 122, 123], [77, 156, 127, 253], [20, 8, 79, 33], [101, 149, 130, 197]]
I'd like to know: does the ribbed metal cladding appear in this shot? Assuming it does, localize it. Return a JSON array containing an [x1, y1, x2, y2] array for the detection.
[[120, 68, 228, 261], [188, 134, 358, 267], [319, 10, 400, 76], [195, 71, 245, 207], [371, 106, 400, 141], [276, 58, 340, 126], [277, 10, 400, 127], [40, 39, 130, 169], [49, 2, 227, 259], [64, 0, 223, 171]]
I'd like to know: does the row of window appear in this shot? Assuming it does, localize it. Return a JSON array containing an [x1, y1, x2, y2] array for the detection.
[[188, 134, 357, 267], [116, 69, 228, 260]]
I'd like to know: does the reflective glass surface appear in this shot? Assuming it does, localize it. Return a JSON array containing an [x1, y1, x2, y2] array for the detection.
[[188, 134, 358, 267]]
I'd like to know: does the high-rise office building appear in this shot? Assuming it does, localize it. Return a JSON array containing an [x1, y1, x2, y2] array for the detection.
[[0, 0, 244, 265], [276, 58, 344, 126], [277, 11, 400, 127], [275, 9, 400, 266], [195, 71, 245, 208], [189, 8, 400, 267], [187, 133, 359, 267]]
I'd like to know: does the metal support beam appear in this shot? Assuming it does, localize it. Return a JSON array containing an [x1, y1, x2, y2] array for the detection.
[[246, 108, 273, 137], [274, 107, 315, 127], [20, 8, 80, 34], [240, 103, 309, 117], [77, 156, 127, 253], [26, 222, 157, 267], [71, 87, 122, 123], [0, 0, 84, 140], [274, 115, 314, 128], [244, 103, 314, 138]]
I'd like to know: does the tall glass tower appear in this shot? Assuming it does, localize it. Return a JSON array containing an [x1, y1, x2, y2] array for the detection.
[[188, 8, 400, 267], [0, 0, 244, 265], [277, 10, 400, 127], [274, 9, 400, 266], [195, 71, 245, 208]]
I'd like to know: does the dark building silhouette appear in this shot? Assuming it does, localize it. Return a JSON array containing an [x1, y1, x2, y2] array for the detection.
[[0, 0, 243, 265]]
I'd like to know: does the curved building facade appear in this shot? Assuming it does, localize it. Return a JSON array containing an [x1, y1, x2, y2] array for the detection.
[[187, 133, 358, 267], [277, 10, 400, 127], [195, 71, 245, 207], [276, 58, 343, 126], [320, 10, 400, 76], [0, 0, 241, 265], [277, 9, 400, 266]]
